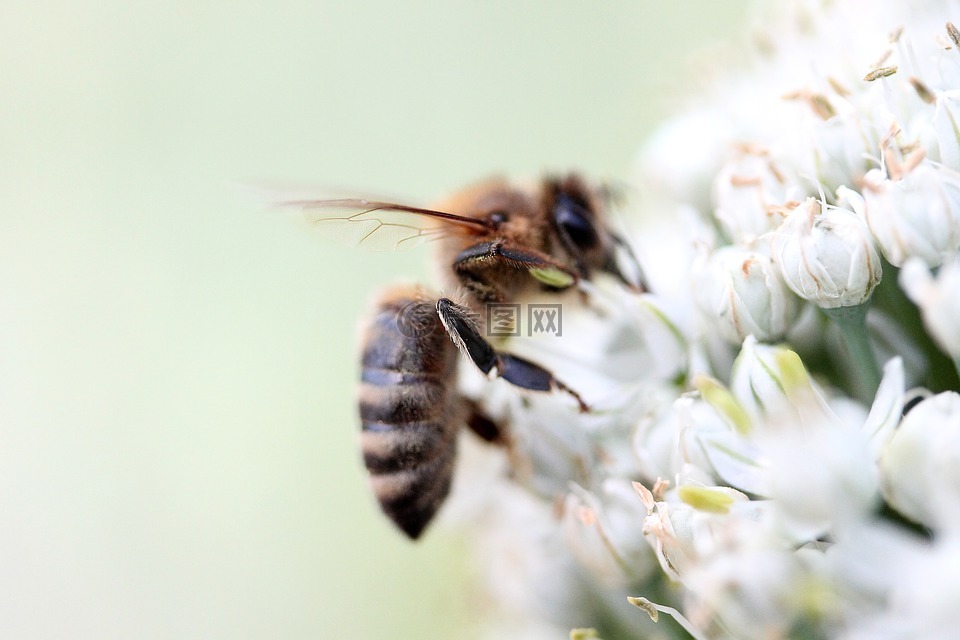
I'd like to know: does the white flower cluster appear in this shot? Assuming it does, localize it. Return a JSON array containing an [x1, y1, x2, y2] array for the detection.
[[460, 1, 960, 639]]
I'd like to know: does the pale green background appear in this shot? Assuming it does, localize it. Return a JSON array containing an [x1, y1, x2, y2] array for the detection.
[[2, 2, 750, 638]]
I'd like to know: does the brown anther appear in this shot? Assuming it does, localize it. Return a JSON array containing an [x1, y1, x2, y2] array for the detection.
[[864, 65, 898, 82], [732, 141, 770, 156], [729, 175, 763, 188], [910, 76, 936, 104], [765, 205, 791, 223], [767, 161, 786, 184], [783, 89, 836, 120], [652, 478, 670, 501], [827, 76, 851, 96], [947, 22, 960, 51], [883, 144, 926, 181]]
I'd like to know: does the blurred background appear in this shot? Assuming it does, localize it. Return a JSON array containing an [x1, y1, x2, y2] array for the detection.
[[1, 2, 751, 638]]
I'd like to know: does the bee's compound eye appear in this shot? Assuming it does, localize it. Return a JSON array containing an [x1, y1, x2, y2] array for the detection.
[[554, 193, 599, 250]]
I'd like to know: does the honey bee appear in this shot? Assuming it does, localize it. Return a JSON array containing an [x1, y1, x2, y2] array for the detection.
[[283, 174, 645, 539]]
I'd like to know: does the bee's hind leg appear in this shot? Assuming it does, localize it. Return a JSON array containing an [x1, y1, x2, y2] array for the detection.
[[463, 401, 508, 444], [460, 398, 540, 484], [436, 298, 589, 413]]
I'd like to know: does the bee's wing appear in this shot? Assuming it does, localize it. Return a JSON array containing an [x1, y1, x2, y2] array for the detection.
[[280, 198, 493, 251]]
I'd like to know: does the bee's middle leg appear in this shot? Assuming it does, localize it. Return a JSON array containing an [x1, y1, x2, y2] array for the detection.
[[436, 298, 589, 412]]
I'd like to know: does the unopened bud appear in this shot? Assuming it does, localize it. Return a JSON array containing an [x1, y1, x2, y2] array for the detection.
[[770, 198, 882, 308]]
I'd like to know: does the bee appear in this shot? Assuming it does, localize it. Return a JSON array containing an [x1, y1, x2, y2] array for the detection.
[[284, 174, 645, 539]]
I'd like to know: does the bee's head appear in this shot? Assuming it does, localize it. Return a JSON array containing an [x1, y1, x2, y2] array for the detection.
[[547, 175, 646, 292]]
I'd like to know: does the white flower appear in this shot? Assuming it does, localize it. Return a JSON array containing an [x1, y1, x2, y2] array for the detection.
[[462, 4, 960, 639], [770, 198, 882, 308], [861, 356, 906, 458], [637, 478, 808, 639], [866, 534, 960, 640], [728, 337, 823, 424], [728, 341, 880, 535], [679, 523, 804, 639], [636, 481, 694, 582], [560, 480, 656, 587], [638, 109, 732, 214], [932, 90, 960, 169], [762, 408, 878, 538], [712, 147, 797, 245], [899, 256, 960, 359], [880, 390, 960, 530], [840, 162, 960, 268], [632, 403, 685, 485], [821, 522, 930, 640], [805, 107, 881, 193], [467, 482, 596, 638], [692, 246, 802, 344]]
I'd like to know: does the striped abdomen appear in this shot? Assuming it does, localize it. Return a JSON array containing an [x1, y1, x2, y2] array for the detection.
[[358, 291, 460, 539]]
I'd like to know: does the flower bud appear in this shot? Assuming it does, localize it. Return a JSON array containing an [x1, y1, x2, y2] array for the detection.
[[807, 110, 878, 192], [770, 198, 882, 308], [693, 246, 802, 344], [899, 257, 960, 358], [713, 148, 794, 245], [839, 163, 960, 268], [880, 391, 960, 529], [638, 108, 729, 213]]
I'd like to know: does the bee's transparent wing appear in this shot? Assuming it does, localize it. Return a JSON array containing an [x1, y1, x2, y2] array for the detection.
[[281, 198, 491, 252]]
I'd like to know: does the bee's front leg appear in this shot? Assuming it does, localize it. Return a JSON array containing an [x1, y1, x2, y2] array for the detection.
[[453, 241, 580, 301], [435, 298, 589, 413]]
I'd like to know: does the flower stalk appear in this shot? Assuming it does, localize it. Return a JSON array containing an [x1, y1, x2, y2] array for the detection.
[[823, 303, 882, 402]]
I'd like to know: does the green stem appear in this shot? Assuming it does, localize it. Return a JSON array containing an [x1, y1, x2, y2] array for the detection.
[[824, 303, 882, 403]]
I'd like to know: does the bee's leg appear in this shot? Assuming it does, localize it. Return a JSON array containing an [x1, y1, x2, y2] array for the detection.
[[461, 397, 536, 482], [453, 241, 580, 301], [464, 403, 507, 444], [436, 298, 589, 413]]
